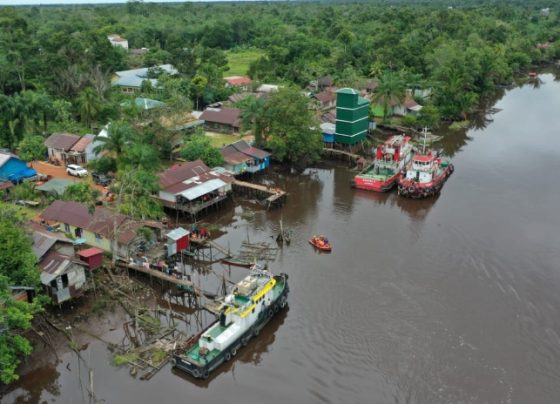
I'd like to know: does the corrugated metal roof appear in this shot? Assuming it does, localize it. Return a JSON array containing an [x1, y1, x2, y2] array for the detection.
[[232, 140, 270, 159], [179, 178, 226, 201], [200, 108, 241, 128], [159, 160, 210, 188], [70, 135, 94, 153], [45, 133, 80, 151], [32, 232, 57, 260], [221, 144, 252, 165], [39, 251, 74, 284], [166, 227, 189, 241], [37, 179, 77, 196]]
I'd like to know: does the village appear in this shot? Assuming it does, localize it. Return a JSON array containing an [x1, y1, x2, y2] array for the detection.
[[2, 2, 560, 400], [0, 32, 446, 384]]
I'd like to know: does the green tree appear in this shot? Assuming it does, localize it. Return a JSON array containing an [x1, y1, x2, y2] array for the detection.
[[0, 202, 42, 384], [18, 135, 46, 162], [77, 87, 101, 131], [261, 87, 323, 166], [112, 169, 163, 221], [239, 96, 266, 146], [190, 75, 208, 110], [93, 122, 134, 161], [62, 182, 101, 206], [180, 134, 224, 167], [373, 71, 406, 123]]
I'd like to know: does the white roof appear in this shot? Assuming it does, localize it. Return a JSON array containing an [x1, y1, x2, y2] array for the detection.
[[408, 105, 423, 112], [320, 122, 336, 134], [166, 227, 190, 241], [0, 152, 15, 168], [179, 178, 226, 201], [257, 84, 279, 93]]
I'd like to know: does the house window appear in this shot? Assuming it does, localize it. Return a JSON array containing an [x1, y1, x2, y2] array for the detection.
[[95, 233, 102, 242], [64, 223, 70, 233]]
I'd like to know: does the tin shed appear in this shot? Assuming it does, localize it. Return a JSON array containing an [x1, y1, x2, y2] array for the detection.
[[78, 247, 104, 270]]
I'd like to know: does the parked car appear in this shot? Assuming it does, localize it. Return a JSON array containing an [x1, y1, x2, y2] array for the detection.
[[92, 172, 112, 186], [66, 164, 88, 177]]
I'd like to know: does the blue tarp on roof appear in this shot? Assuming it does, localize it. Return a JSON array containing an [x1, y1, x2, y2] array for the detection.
[[8, 167, 37, 183]]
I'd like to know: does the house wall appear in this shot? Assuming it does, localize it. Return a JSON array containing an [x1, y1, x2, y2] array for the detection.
[[224, 162, 248, 175], [204, 122, 236, 134], [65, 224, 112, 252], [46, 265, 86, 304], [0, 158, 28, 180], [48, 147, 65, 163]]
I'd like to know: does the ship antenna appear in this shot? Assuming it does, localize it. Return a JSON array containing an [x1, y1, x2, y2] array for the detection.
[[422, 127, 428, 154]]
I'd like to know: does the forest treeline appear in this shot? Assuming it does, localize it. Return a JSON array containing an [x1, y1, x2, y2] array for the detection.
[[1, 1, 559, 132]]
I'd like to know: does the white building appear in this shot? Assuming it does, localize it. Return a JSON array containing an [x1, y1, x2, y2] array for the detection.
[[108, 34, 129, 50]]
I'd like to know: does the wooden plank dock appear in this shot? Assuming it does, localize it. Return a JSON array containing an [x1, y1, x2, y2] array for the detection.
[[321, 148, 363, 163], [116, 261, 216, 299], [232, 179, 287, 209]]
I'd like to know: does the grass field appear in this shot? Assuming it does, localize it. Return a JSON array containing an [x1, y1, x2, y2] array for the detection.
[[204, 131, 241, 148], [226, 49, 265, 76]]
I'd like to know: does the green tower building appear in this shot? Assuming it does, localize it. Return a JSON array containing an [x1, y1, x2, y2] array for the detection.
[[335, 88, 370, 145]]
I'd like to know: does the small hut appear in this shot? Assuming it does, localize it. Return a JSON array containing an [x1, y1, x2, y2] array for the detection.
[[78, 248, 104, 270], [166, 227, 190, 257]]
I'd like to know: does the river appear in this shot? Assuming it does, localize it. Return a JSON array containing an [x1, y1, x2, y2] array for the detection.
[[3, 70, 560, 404]]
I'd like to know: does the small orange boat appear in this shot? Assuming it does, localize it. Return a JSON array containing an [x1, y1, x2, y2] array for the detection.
[[309, 235, 332, 252]]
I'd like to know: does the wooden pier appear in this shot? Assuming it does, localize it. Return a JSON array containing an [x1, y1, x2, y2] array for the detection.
[[116, 261, 216, 299], [321, 148, 364, 164], [232, 179, 287, 209]]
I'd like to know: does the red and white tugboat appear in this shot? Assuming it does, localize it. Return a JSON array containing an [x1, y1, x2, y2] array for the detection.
[[351, 135, 414, 192], [397, 128, 454, 199]]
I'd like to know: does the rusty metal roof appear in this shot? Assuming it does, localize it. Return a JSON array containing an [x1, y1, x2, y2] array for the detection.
[[200, 108, 241, 128], [45, 133, 80, 151]]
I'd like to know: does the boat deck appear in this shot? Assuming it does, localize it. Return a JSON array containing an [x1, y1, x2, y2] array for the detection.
[[183, 343, 221, 365]]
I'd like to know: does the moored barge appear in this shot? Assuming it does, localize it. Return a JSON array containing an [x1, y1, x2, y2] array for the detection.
[[172, 265, 289, 379]]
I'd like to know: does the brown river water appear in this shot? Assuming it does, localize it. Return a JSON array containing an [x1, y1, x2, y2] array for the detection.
[[3, 71, 560, 404]]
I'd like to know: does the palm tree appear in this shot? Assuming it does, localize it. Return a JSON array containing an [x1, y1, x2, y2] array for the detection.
[[93, 122, 133, 159], [77, 87, 101, 131], [373, 71, 406, 123], [240, 96, 266, 146]]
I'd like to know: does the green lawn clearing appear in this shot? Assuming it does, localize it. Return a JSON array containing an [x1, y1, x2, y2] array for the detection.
[[204, 131, 241, 148], [226, 49, 265, 76]]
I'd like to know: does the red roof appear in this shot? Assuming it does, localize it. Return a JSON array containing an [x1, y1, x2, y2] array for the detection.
[[78, 248, 104, 258], [200, 108, 241, 128], [70, 135, 93, 153], [158, 160, 210, 188], [224, 76, 252, 86], [403, 98, 419, 109], [221, 144, 252, 165]]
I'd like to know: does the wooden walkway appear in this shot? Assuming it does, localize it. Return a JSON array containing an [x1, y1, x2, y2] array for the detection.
[[321, 148, 363, 163], [232, 179, 287, 208], [116, 261, 219, 300]]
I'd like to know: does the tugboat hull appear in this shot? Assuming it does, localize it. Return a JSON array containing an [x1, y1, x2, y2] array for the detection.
[[398, 164, 454, 199]]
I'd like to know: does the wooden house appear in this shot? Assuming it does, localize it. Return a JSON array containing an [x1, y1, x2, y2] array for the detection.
[[39, 251, 87, 305], [40, 201, 158, 260], [45, 133, 91, 165], [200, 108, 241, 134], [157, 160, 233, 217]]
